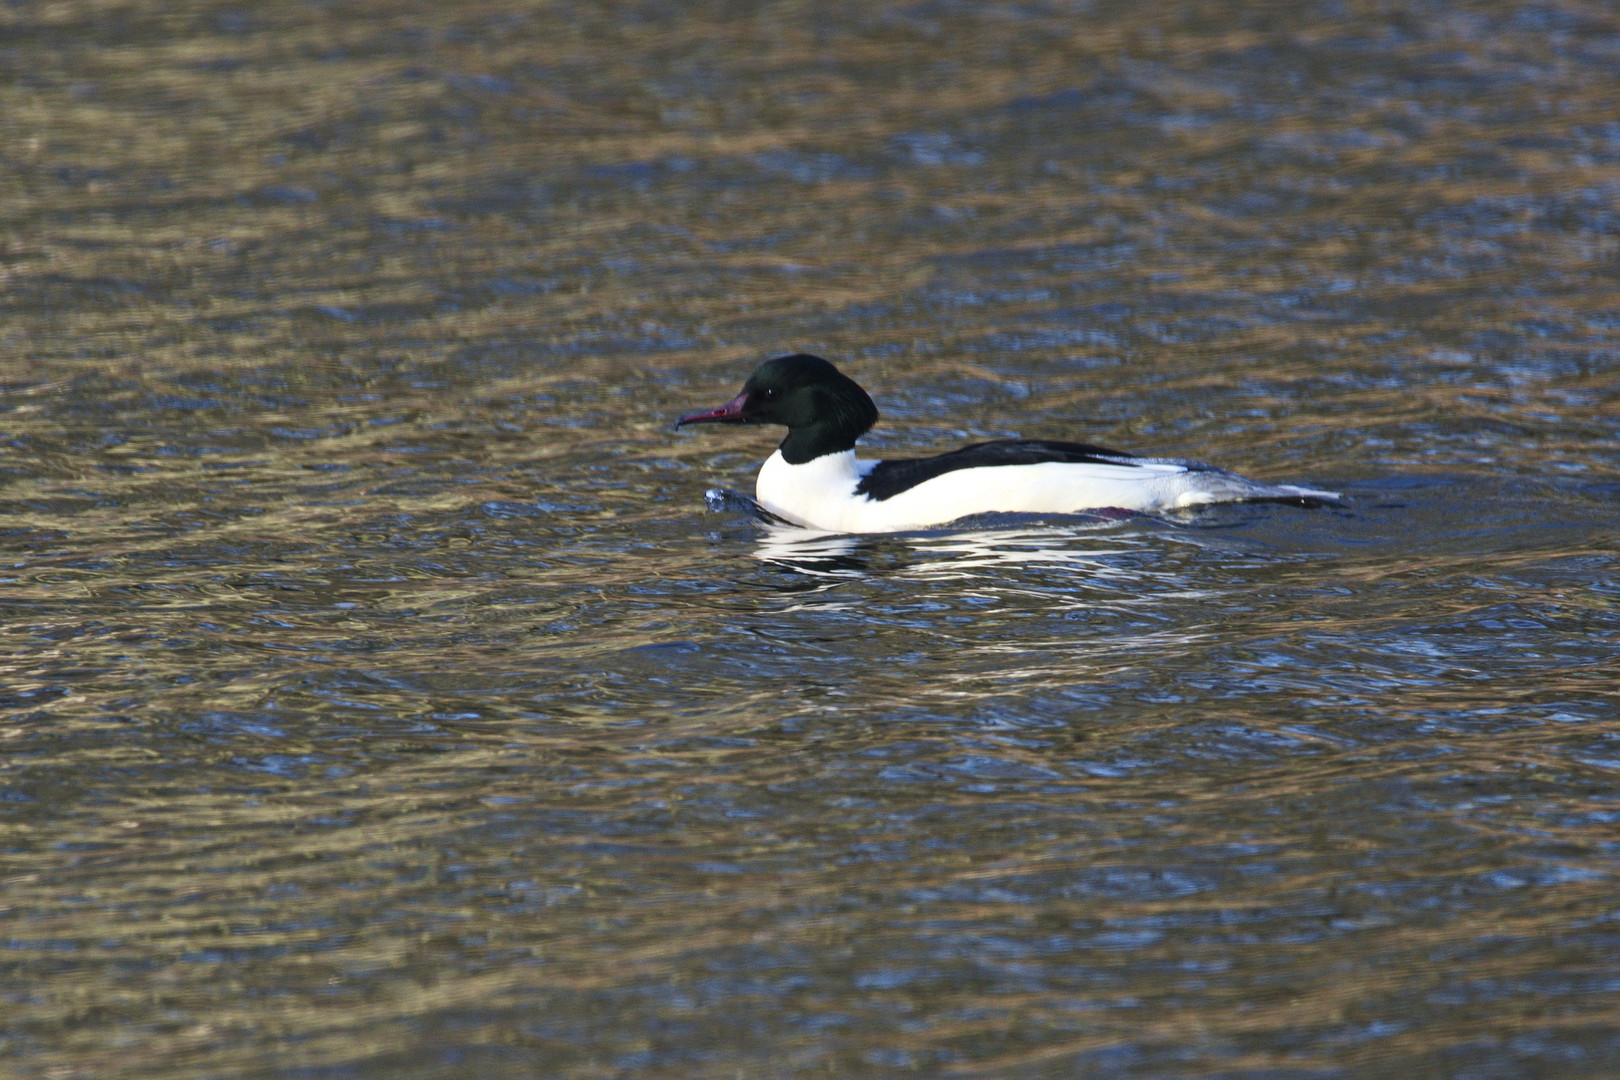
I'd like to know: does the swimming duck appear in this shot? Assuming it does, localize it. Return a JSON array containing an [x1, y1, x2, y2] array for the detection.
[[678, 353, 1340, 532]]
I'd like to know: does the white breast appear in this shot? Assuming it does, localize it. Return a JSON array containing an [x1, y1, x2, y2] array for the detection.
[[754, 450, 868, 530]]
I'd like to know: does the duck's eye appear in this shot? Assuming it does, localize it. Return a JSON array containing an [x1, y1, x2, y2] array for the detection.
[[757, 388, 778, 401]]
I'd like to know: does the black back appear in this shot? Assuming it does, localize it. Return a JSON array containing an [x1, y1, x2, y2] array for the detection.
[[855, 439, 1142, 502]]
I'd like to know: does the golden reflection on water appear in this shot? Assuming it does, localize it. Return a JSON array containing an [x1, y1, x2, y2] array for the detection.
[[3, 0, 1620, 1077]]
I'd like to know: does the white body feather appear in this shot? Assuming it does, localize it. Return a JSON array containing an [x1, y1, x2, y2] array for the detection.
[[756, 449, 1339, 533]]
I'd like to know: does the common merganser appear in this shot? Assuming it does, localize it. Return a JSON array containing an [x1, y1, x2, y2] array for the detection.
[[677, 354, 1341, 532]]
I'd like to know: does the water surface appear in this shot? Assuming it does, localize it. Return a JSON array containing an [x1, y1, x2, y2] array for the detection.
[[3, 1, 1619, 1077]]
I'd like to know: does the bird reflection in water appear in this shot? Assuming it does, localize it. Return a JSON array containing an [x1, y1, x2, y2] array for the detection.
[[709, 487, 1147, 580]]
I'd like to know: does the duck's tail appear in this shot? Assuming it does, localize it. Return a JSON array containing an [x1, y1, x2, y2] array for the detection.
[[1166, 462, 1344, 509]]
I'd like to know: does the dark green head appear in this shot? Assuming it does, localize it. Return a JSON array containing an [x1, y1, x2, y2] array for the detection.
[[677, 353, 880, 464]]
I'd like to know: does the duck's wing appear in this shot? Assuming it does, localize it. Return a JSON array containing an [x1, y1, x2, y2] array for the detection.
[[855, 439, 1146, 502]]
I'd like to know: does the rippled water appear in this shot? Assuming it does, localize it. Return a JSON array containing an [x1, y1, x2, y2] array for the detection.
[[4, 1, 1619, 1077]]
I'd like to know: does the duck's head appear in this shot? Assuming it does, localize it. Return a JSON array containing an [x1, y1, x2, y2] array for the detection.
[[677, 353, 879, 463]]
